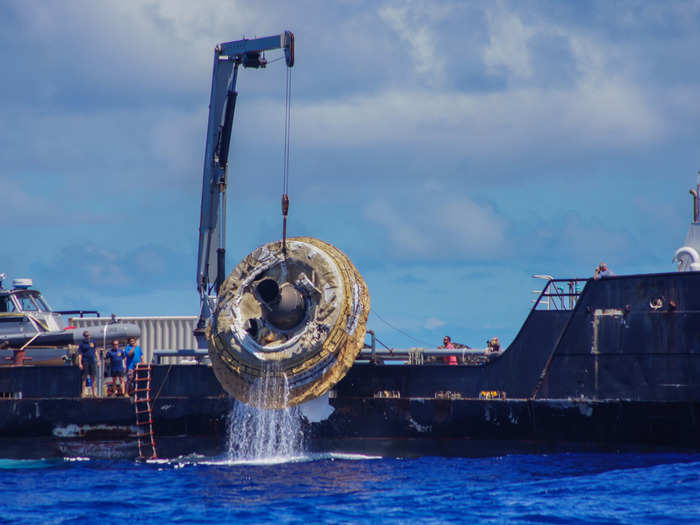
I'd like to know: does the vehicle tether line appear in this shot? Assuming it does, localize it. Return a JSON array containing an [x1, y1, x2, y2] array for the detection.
[[370, 310, 433, 348]]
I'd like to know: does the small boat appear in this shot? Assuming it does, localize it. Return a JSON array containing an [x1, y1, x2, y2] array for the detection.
[[0, 275, 140, 366]]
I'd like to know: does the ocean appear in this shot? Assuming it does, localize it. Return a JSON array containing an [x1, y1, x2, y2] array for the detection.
[[1, 452, 699, 524]]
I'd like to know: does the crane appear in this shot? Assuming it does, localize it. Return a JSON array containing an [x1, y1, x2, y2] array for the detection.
[[195, 31, 294, 340]]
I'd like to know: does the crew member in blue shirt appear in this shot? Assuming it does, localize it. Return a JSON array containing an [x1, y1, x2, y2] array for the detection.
[[78, 331, 100, 397], [594, 262, 614, 279], [125, 337, 142, 394]]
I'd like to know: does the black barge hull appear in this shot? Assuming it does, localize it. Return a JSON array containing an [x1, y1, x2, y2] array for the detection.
[[1, 271, 699, 457], [1, 394, 697, 458], [0, 365, 231, 458], [312, 397, 700, 456]]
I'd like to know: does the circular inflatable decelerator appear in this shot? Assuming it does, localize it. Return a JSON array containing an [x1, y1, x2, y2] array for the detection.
[[207, 237, 370, 408]]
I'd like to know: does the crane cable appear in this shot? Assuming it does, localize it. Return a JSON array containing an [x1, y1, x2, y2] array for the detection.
[[281, 64, 292, 258]]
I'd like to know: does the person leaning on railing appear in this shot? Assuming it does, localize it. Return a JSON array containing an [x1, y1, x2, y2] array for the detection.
[[594, 262, 614, 280], [439, 336, 458, 366]]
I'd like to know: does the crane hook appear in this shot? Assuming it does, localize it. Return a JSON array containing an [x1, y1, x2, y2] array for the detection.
[[282, 193, 290, 258]]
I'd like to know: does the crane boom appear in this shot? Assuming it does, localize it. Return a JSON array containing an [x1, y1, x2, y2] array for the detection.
[[196, 31, 294, 333]]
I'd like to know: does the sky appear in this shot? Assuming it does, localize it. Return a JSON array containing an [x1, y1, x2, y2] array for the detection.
[[2, 0, 700, 349]]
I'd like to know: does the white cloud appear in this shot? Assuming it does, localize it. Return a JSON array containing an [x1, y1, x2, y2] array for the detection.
[[272, 82, 662, 155], [274, 4, 665, 155], [1, 1, 680, 172], [33, 243, 189, 294], [6, 1, 273, 98], [424, 317, 446, 329], [2, 176, 101, 226], [149, 108, 207, 179], [364, 192, 508, 260], [483, 4, 535, 80], [378, 1, 453, 86]]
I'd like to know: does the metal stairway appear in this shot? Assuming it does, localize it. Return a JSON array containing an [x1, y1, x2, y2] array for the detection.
[[133, 363, 157, 459]]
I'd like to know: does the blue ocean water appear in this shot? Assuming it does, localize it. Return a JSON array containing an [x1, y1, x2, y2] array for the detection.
[[1, 452, 699, 524]]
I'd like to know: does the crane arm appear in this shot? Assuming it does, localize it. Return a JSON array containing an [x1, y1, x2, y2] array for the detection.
[[196, 31, 294, 332]]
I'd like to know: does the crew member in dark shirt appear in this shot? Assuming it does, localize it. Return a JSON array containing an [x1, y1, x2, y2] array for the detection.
[[106, 340, 126, 396], [78, 331, 100, 397]]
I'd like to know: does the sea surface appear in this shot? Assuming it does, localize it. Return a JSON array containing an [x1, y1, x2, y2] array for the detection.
[[1, 451, 699, 524]]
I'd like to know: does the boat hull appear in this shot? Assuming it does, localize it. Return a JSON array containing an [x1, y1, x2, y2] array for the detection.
[[1, 271, 699, 457]]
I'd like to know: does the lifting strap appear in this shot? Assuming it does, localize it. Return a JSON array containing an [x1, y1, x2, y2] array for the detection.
[[282, 65, 292, 257]]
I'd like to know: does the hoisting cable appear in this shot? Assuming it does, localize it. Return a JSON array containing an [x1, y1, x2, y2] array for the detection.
[[370, 310, 434, 348], [281, 63, 292, 258]]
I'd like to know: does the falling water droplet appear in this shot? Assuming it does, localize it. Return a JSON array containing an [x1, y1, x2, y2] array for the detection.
[[227, 364, 304, 460]]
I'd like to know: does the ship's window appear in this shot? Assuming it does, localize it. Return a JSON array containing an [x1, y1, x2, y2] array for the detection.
[[34, 295, 50, 312], [16, 294, 38, 311], [0, 296, 16, 313]]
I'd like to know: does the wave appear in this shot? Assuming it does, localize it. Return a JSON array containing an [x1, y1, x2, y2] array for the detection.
[[147, 451, 381, 468], [0, 458, 67, 469]]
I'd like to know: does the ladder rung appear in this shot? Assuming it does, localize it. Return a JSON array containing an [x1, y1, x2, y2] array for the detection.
[[133, 364, 156, 460]]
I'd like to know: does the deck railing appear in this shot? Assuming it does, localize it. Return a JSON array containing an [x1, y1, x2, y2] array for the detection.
[[531, 276, 588, 311], [359, 330, 500, 365]]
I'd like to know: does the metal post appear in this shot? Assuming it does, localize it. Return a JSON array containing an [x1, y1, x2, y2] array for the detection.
[[568, 281, 574, 310], [97, 352, 103, 397]]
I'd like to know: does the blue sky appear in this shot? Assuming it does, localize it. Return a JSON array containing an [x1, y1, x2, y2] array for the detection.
[[2, 1, 699, 349]]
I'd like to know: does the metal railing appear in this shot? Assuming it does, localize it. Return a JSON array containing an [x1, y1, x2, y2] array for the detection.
[[56, 310, 101, 318], [356, 346, 503, 364], [70, 316, 201, 365], [152, 349, 210, 365], [360, 330, 502, 365], [531, 276, 588, 311]]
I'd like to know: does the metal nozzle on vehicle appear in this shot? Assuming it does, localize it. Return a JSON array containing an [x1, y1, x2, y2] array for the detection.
[[255, 279, 305, 330]]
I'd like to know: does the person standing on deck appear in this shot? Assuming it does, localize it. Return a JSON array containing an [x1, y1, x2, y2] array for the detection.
[[77, 331, 100, 397], [439, 336, 458, 366], [107, 340, 127, 396], [125, 336, 142, 394], [594, 262, 614, 279]]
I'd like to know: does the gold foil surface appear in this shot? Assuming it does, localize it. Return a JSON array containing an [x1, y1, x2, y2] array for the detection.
[[207, 237, 370, 408]]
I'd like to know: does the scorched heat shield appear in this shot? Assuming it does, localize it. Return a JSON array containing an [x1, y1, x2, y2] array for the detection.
[[207, 237, 370, 408]]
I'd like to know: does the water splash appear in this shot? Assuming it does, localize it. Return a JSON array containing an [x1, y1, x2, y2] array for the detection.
[[226, 367, 304, 460]]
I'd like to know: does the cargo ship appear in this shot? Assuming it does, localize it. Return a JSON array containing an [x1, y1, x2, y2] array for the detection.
[[2, 32, 699, 459], [2, 183, 699, 458]]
